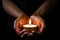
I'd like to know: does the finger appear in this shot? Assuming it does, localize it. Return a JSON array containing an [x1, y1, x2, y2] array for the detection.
[[28, 31, 35, 36], [20, 32, 27, 38], [39, 20, 45, 33], [37, 27, 43, 34], [18, 29, 26, 34], [14, 20, 20, 33], [14, 20, 18, 29], [40, 28, 43, 33]]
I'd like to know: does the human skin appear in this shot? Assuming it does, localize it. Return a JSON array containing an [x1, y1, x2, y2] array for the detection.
[[29, 0, 56, 35], [2, 0, 56, 37], [2, 0, 25, 18]]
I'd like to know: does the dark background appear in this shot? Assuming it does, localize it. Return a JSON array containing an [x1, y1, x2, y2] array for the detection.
[[0, 0, 59, 40]]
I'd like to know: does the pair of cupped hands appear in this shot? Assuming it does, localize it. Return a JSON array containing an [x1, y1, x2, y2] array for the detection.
[[14, 13, 45, 38]]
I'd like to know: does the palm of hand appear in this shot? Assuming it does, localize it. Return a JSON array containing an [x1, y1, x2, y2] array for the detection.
[[14, 15, 29, 34], [31, 16, 45, 33], [14, 15, 45, 37]]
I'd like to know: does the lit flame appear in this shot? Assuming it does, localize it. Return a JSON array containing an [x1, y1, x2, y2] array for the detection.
[[29, 19, 31, 25], [23, 18, 37, 28]]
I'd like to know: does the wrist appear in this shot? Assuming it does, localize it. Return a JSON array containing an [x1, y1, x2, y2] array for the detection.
[[18, 14, 25, 18]]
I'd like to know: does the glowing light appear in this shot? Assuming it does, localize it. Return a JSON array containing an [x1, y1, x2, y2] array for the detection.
[[23, 19, 37, 28]]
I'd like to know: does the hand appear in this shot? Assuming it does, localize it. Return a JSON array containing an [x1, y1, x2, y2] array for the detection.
[[14, 15, 29, 37], [30, 15, 45, 34], [14, 15, 35, 37], [13, 14, 45, 38]]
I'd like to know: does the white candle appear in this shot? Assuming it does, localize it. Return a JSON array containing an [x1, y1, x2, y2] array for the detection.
[[23, 19, 37, 28]]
